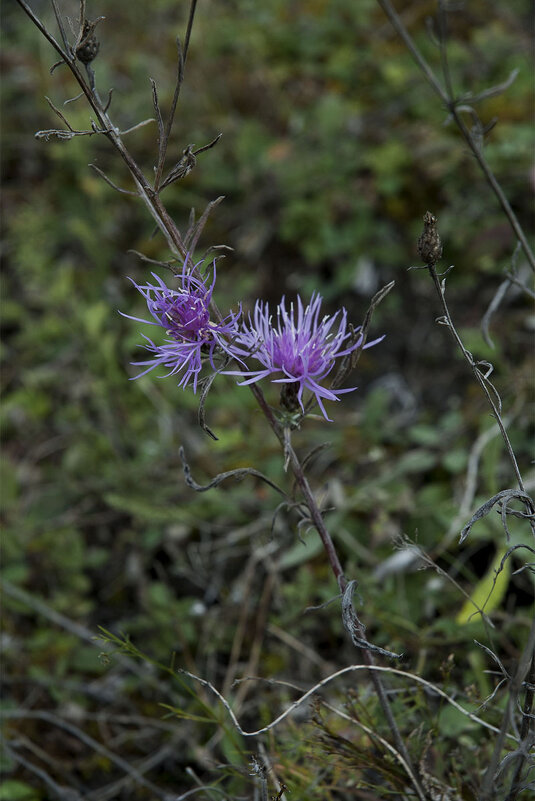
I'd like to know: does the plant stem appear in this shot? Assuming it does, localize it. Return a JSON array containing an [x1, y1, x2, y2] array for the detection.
[[248, 408, 425, 799], [427, 264, 527, 497]]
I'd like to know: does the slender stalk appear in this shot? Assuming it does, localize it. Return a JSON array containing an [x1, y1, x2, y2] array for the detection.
[[287, 445, 347, 593], [376, 0, 535, 271], [242, 400, 425, 798], [427, 264, 527, 495], [284, 439, 425, 800], [50, 0, 70, 52]]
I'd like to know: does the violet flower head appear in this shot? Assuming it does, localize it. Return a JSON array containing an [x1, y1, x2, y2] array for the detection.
[[226, 293, 383, 420], [121, 260, 240, 392]]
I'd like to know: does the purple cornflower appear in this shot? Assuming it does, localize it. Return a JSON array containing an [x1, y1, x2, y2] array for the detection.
[[225, 293, 383, 420], [121, 261, 240, 392]]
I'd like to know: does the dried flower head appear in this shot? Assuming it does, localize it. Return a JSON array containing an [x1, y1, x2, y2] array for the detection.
[[121, 260, 240, 392], [226, 293, 383, 420]]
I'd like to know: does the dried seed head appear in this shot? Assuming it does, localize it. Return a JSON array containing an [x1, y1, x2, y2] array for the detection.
[[417, 211, 443, 265], [76, 20, 100, 65]]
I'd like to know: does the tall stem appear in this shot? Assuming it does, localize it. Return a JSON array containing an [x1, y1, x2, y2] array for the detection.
[[248, 405, 425, 798], [427, 264, 527, 495]]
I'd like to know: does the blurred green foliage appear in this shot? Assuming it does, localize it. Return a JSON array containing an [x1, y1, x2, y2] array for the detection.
[[1, 0, 533, 798]]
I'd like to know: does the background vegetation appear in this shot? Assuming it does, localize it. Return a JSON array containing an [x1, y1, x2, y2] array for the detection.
[[2, 0, 533, 798]]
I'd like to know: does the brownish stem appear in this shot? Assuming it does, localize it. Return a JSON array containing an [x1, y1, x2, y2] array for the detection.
[[244, 393, 425, 798]]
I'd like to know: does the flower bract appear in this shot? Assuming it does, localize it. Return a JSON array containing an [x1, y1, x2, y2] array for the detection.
[[225, 293, 383, 420], [121, 261, 240, 392]]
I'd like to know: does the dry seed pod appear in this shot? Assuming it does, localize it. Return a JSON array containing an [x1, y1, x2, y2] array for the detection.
[[76, 20, 100, 65], [417, 211, 443, 266]]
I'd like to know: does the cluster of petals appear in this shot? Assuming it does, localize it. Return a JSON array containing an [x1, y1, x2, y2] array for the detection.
[[121, 260, 240, 393], [123, 261, 383, 421], [225, 293, 384, 420]]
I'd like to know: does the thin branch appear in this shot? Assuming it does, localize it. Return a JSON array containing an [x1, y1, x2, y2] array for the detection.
[[89, 163, 139, 196], [127, 249, 179, 272], [79, 0, 87, 31], [160, 136, 222, 192], [150, 77, 165, 169], [152, 1, 198, 190], [504, 273, 535, 300], [182, 0, 198, 65], [64, 91, 84, 105], [179, 446, 287, 497], [197, 363, 230, 440], [465, 68, 519, 105], [427, 260, 529, 496], [184, 195, 225, 254], [417, 213, 529, 499], [330, 279, 394, 393], [153, 39, 185, 190], [45, 94, 75, 128], [120, 118, 155, 136], [50, 0, 70, 53], [103, 87, 113, 113]]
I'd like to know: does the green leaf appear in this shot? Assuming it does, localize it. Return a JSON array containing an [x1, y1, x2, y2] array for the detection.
[[456, 548, 511, 624], [0, 781, 40, 800]]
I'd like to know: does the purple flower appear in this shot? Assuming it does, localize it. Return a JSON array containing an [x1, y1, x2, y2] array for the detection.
[[225, 293, 383, 420], [121, 261, 240, 392]]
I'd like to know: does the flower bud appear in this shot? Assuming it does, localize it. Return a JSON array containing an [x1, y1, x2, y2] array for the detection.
[[417, 211, 443, 265], [76, 20, 100, 65]]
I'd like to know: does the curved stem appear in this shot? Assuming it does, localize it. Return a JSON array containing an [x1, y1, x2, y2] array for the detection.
[[428, 264, 527, 495]]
